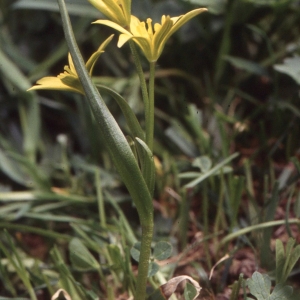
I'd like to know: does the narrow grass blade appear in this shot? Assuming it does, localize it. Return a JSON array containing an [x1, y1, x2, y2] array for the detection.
[[184, 152, 239, 188]]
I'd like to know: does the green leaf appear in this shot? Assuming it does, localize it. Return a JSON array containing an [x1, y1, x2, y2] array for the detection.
[[247, 272, 271, 300], [0, 148, 28, 186], [276, 238, 300, 284], [192, 156, 212, 173], [0, 48, 40, 160], [165, 123, 198, 157], [135, 137, 155, 197], [51, 246, 86, 300], [184, 282, 198, 300], [276, 239, 286, 284], [243, 0, 292, 7], [270, 284, 293, 300], [96, 85, 144, 141], [107, 244, 123, 271], [148, 262, 159, 277], [283, 244, 300, 284], [130, 242, 141, 262], [274, 55, 300, 85], [13, 0, 101, 17], [5, 151, 51, 190], [224, 55, 268, 76], [230, 274, 244, 300], [247, 272, 293, 300], [295, 190, 300, 218], [183, 152, 239, 188], [186, 0, 227, 15], [69, 238, 100, 271], [153, 241, 172, 261]]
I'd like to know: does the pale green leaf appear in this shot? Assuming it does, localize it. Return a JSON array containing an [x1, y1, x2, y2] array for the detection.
[[153, 241, 172, 261], [224, 55, 268, 76], [148, 262, 159, 277], [69, 238, 100, 271], [13, 0, 101, 17], [130, 242, 141, 262], [186, 0, 226, 15], [274, 56, 300, 85], [135, 137, 155, 197], [247, 272, 271, 300], [247, 272, 293, 300], [270, 284, 293, 300], [192, 156, 212, 173], [276, 239, 285, 284], [184, 282, 198, 300]]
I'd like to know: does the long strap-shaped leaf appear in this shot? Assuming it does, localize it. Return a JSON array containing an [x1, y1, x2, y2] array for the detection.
[[96, 85, 155, 195], [96, 84, 145, 141], [56, 0, 153, 224]]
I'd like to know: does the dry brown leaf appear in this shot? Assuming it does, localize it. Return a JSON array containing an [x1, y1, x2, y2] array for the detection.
[[51, 288, 72, 300], [160, 275, 202, 300]]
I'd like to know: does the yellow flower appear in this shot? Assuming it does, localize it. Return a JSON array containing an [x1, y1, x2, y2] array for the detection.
[[28, 35, 114, 94], [88, 0, 131, 27], [93, 8, 207, 62]]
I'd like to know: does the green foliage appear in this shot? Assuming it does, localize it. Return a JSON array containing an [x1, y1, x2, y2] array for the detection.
[[229, 274, 244, 300], [180, 152, 238, 188], [183, 282, 198, 300], [0, 231, 38, 300], [14, 0, 100, 17], [247, 271, 293, 300], [274, 56, 300, 85], [69, 238, 100, 271], [152, 241, 173, 261], [131, 242, 142, 263], [224, 55, 268, 76], [243, 0, 293, 6], [186, 0, 227, 15], [276, 238, 300, 285], [131, 241, 172, 277], [1, 0, 300, 298]]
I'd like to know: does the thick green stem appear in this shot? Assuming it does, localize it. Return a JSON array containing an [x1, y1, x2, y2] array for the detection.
[[135, 220, 154, 300], [148, 62, 156, 151]]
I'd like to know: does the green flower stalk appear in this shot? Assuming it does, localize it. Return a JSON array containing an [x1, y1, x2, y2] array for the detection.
[[93, 8, 207, 62]]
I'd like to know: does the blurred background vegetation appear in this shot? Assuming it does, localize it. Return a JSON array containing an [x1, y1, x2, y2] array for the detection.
[[1, 0, 300, 299]]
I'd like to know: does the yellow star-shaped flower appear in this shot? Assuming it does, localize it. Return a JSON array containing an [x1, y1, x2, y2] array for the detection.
[[88, 0, 131, 27], [93, 8, 207, 62], [28, 35, 113, 94]]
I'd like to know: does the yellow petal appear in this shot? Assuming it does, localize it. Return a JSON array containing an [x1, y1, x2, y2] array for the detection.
[[97, 34, 115, 52], [167, 8, 207, 39], [120, 0, 131, 25], [118, 34, 133, 47], [152, 16, 173, 59], [88, 0, 130, 26], [27, 77, 83, 94], [92, 19, 130, 35], [130, 16, 148, 37], [86, 34, 114, 74], [88, 0, 125, 25], [131, 36, 154, 61]]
